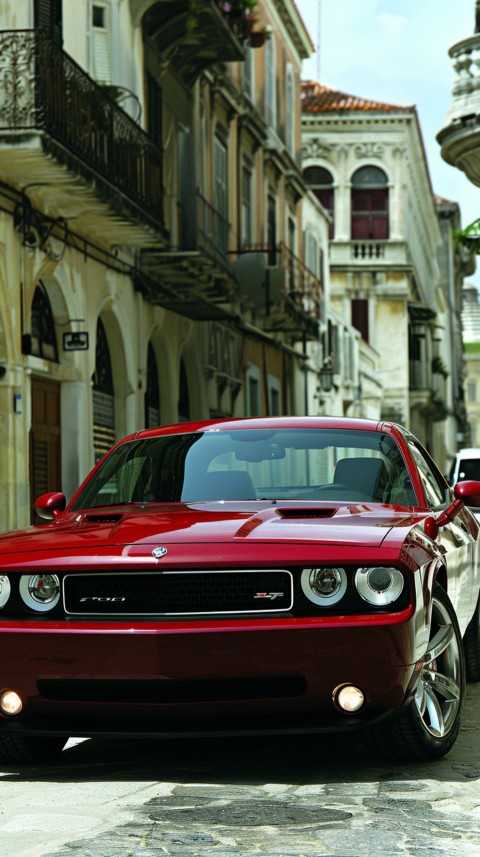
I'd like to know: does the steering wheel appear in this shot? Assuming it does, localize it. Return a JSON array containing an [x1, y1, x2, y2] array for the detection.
[[309, 483, 372, 501]]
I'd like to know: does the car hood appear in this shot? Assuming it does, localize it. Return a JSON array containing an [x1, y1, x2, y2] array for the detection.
[[0, 502, 417, 555]]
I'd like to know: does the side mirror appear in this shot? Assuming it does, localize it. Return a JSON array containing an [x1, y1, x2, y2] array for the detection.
[[434, 480, 480, 531], [453, 480, 480, 508], [34, 491, 66, 521]]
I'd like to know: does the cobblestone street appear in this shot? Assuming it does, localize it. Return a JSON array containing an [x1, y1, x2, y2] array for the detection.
[[0, 685, 479, 857]]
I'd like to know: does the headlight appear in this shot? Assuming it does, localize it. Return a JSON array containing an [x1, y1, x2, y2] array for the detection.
[[354, 566, 404, 606], [301, 567, 347, 606], [19, 574, 60, 612], [0, 576, 11, 609]]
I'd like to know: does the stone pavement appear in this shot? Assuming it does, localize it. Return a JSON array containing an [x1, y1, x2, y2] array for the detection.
[[0, 684, 479, 857]]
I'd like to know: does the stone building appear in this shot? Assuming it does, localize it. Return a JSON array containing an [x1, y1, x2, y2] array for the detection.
[[462, 283, 480, 447], [301, 81, 467, 469], [0, 0, 330, 532]]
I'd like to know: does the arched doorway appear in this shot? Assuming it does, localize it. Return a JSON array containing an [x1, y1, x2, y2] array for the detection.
[[29, 284, 61, 511], [92, 318, 115, 462]]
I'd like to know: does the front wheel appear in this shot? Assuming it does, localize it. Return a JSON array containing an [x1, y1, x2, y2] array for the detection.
[[368, 584, 465, 761], [0, 734, 66, 764]]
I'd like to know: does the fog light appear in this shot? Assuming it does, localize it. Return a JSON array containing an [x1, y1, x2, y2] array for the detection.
[[334, 684, 364, 713], [0, 690, 23, 716]]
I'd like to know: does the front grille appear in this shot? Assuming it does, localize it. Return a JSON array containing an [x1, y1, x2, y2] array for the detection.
[[63, 569, 293, 616], [37, 675, 306, 704]]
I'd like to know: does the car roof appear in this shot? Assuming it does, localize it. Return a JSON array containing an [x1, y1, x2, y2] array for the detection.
[[132, 416, 393, 441]]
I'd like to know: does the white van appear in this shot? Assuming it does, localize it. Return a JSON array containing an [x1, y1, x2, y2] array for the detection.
[[448, 448, 480, 485]]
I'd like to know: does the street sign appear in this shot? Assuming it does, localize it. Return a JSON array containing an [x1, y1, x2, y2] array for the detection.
[[63, 332, 89, 351]]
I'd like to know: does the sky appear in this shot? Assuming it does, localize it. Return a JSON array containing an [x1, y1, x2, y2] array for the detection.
[[295, 0, 479, 267]]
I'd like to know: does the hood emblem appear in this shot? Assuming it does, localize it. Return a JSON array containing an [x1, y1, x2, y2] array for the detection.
[[152, 546, 168, 559]]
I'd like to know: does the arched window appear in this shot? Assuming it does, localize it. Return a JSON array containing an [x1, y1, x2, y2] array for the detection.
[[145, 342, 160, 428], [303, 166, 334, 238], [92, 318, 115, 462], [31, 284, 58, 361], [178, 358, 190, 422], [351, 166, 389, 240]]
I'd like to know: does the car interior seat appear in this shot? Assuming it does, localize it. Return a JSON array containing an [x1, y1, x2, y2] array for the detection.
[[334, 457, 388, 502]]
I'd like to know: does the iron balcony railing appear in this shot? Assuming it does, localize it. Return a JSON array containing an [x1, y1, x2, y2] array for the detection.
[[0, 29, 163, 226], [240, 243, 323, 324]]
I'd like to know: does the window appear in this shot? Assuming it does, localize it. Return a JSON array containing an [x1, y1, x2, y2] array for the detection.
[[246, 364, 261, 416], [468, 381, 476, 402], [303, 166, 334, 238], [351, 298, 369, 343], [145, 343, 160, 428], [213, 134, 229, 252], [285, 65, 295, 153], [31, 284, 58, 361], [268, 375, 281, 415], [178, 359, 190, 422], [407, 439, 447, 507], [147, 73, 162, 146], [351, 166, 389, 240], [241, 165, 253, 246], [265, 36, 276, 128], [241, 46, 254, 101], [91, 2, 111, 84], [267, 192, 277, 265]]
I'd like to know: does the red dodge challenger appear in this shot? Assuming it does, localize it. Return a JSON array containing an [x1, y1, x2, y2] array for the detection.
[[0, 416, 480, 764]]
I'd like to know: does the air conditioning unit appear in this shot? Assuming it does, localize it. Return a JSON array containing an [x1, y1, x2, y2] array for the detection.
[[232, 253, 266, 308]]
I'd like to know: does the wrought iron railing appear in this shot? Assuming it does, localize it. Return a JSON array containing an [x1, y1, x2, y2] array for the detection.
[[0, 30, 163, 225], [237, 243, 323, 324], [195, 190, 231, 262]]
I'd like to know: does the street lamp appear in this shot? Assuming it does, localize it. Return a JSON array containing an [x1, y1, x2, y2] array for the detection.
[[319, 356, 335, 393]]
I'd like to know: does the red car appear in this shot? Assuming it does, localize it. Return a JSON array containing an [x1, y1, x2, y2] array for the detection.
[[0, 417, 480, 764]]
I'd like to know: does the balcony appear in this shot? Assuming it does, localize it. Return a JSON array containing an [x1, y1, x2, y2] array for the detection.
[[138, 191, 236, 321], [0, 30, 165, 246], [329, 239, 410, 269], [143, 0, 250, 85], [437, 32, 480, 186], [233, 243, 323, 340]]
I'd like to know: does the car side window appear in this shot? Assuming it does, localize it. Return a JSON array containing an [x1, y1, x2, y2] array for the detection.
[[407, 440, 446, 507]]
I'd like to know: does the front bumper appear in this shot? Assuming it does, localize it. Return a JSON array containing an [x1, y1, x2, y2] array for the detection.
[[0, 611, 419, 737]]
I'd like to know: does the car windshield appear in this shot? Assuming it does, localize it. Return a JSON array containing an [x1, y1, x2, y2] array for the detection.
[[71, 428, 417, 509]]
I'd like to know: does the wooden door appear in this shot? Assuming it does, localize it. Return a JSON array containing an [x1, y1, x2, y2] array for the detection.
[[30, 378, 61, 514]]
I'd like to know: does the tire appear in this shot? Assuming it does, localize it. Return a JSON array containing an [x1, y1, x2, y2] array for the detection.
[[0, 734, 66, 765], [464, 593, 480, 682], [368, 584, 465, 761]]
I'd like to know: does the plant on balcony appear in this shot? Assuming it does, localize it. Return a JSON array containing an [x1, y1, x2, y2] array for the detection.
[[187, 0, 258, 34], [432, 356, 449, 378], [453, 217, 480, 253]]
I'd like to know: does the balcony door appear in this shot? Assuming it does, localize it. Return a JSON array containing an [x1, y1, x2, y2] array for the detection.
[[34, 0, 63, 43]]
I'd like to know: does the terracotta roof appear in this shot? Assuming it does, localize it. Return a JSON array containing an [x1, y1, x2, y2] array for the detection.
[[433, 194, 459, 208], [301, 81, 412, 114]]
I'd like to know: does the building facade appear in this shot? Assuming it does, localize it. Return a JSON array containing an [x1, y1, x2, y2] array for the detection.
[[301, 81, 468, 470], [0, 0, 331, 532]]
